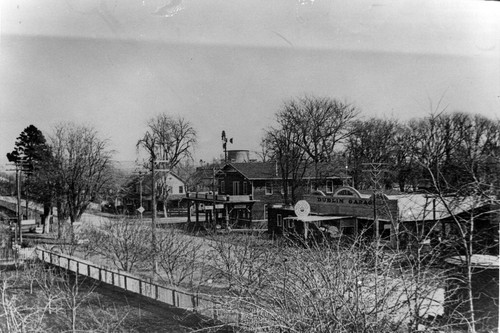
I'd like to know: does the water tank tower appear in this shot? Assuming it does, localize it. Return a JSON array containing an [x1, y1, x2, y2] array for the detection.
[[227, 150, 250, 163]]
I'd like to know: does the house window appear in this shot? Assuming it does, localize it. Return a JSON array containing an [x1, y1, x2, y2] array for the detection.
[[326, 180, 334, 193], [220, 181, 225, 194], [233, 181, 240, 195], [337, 189, 354, 196], [277, 214, 283, 227], [264, 204, 268, 219], [178, 186, 184, 194], [243, 182, 248, 195], [282, 185, 292, 195], [265, 181, 273, 195], [287, 219, 294, 229]]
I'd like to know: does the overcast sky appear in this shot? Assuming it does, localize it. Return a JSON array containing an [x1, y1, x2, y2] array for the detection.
[[1, 0, 499, 171]]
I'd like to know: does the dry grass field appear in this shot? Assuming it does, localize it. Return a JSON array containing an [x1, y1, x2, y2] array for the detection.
[[0, 262, 233, 332]]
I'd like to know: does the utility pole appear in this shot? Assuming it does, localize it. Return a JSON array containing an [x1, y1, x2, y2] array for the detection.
[[212, 164, 217, 227], [362, 162, 388, 324], [151, 154, 157, 277], [7, 162, 25, 245], [16, 165, 22, 244], [133, 170, 144, 220], [150, 156, 170, 277], [362, 162, 388, 241], [139, 174, 143, 220]]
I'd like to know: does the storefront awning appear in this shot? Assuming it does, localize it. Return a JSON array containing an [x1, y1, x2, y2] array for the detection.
[[284, 215, 351, 223]]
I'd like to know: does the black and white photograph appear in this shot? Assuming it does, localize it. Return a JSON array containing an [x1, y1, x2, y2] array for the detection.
[[0, 0, 499, 332]]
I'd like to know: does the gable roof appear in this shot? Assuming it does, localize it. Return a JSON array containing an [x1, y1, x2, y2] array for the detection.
[[222, 162, 279, 180], [219, 162, 344, 181]]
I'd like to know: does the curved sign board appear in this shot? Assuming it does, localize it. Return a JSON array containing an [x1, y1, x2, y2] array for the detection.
[[294, 200, 311, 218]]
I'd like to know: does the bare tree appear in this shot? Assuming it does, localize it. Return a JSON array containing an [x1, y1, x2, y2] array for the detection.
[[264, 124, 309, 204], [84, 218, 151, 272], [137, 114, 196, 277], [263, 96, 358, 201], [0, 261, 140, 332], [426, 174, 499, 332], [155, 227, 205, 288], [49, 123, 114, 224], [204, 235, 411, 332], [409, 112, 500, 193], [256, 136, 273, 162], [345, 118, 401, 189], [137, 114, 196, 216], [281, 96, 358, 176], [398, 113, 500, 332]]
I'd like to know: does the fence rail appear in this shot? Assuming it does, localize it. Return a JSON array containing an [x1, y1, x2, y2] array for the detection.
[[35, 247, 240, 324], [0, 247, 36, 263]]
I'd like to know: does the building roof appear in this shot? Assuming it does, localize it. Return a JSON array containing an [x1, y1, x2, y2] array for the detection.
[[285, 215, 348, 222], [394, 194, 491, 222], [219, 162, 344, 181], [225, 162, 280, 180], [132, 171, 185, 184], [194, 165, 220, 182]]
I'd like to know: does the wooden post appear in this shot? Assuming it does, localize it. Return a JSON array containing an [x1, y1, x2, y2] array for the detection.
[[213, 304, 218, 321], [16, 167, 21, 244], [151, 156, 157, 276], [195, 203, 199, 224]]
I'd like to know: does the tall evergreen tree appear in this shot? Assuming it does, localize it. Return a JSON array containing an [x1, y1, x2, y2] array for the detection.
[[7, 125, 51, 171], [6, 125, 52, 219]]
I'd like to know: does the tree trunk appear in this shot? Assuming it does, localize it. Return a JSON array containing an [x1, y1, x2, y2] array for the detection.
[[56, 200, 63, 239], [43, 202, 51, 234], [466, 217, 476, 333], [163, 200, 168, 217]]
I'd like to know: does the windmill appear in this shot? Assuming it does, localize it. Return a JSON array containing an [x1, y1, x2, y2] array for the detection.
[[221, 130, 233, 162]]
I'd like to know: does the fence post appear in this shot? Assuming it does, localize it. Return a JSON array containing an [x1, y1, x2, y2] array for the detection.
[[139, 279, 142, 295], [155, 284, 159, 300], [213, 304, 218, 321], [87, 264, 91, 277], [124, 275, 127, 290], [192, 295, 197, 311], [172, 290, 176, 307]]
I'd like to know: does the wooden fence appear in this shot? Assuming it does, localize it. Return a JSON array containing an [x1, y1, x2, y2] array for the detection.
[[35, 247, 240, 324], [0, 247, 36, 263]]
